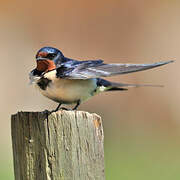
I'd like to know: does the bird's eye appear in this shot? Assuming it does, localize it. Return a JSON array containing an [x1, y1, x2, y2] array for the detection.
[[47, 53, 56, 59]]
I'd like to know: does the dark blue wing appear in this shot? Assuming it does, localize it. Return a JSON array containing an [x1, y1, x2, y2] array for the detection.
[[56, 58, 174, 79], [56, 58, 104, 78]]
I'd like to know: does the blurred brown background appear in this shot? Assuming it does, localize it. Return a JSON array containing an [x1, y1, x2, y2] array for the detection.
[[0, 0, 179, 179]]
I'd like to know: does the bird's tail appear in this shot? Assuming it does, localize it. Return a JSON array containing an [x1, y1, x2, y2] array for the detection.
[[96, 78, 164, 92], [108, 82, 164, 91]]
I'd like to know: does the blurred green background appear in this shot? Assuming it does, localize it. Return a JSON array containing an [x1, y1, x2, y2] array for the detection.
[[0, 0, 179, 179]]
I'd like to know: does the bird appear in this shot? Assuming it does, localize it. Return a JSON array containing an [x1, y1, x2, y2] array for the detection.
[[29, 46, 174, 111]]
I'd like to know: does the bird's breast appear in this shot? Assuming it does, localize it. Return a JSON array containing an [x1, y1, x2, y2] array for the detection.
[[36, 70, 97, 103]]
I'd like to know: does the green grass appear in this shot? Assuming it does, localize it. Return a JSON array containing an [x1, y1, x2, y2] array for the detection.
[[0, 160, 14, 180], [105, 136, 180, 180]]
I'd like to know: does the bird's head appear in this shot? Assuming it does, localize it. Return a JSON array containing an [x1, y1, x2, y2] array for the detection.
[[35, 47, 64, 73]]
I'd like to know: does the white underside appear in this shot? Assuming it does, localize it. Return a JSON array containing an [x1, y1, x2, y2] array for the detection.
[[32, 70, 98, 104]]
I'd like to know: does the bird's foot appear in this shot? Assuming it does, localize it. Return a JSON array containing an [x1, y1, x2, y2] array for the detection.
[[60, 107, 71, 111], [48, 107, 71, 113], [50, 109, 58, 113], [59, 107, 78, 111], [43, 109, 51, 115]]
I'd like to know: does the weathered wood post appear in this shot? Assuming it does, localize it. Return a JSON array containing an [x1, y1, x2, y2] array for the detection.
[[11, 110, 105, 180]]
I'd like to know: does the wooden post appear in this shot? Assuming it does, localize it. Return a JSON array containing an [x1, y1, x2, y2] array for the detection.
[[11, 110, 105, 180]]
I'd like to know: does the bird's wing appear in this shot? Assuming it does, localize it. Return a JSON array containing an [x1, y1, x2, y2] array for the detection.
[[56, 59, 104, 78], [56, 60, 174, 79]]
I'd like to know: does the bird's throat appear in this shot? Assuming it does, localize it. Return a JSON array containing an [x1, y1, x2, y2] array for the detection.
[[36, 60, 56, 72]]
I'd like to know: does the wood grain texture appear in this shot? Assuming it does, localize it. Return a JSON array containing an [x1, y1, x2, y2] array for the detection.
[[11, 110, 105, 180]]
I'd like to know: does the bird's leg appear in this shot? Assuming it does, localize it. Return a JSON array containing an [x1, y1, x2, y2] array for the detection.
[[53, 100, 81, 111], [60, 107, 69, 110], [72, 100, 81, 110], [54, 103, 62, 112]]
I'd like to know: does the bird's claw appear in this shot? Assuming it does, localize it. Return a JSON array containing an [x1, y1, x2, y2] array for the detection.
[[43, 109, 51, 115], [60, 107, 71, 111]]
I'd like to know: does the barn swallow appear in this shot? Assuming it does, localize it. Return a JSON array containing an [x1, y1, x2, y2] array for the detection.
[[29, 46, 174, 111]]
